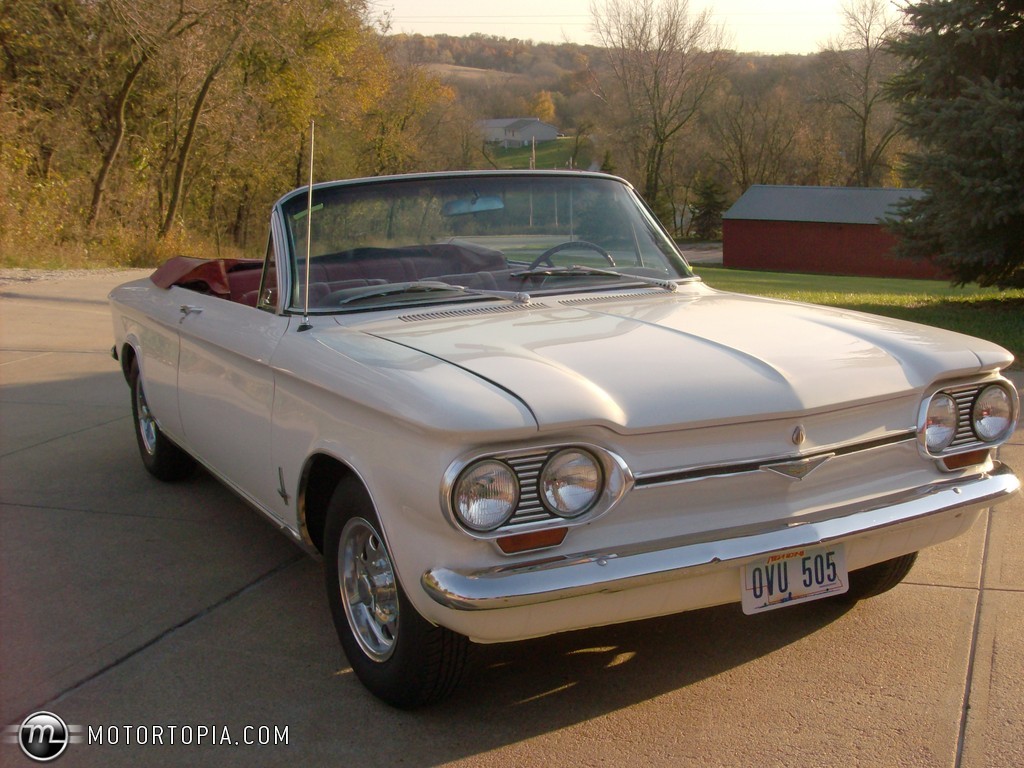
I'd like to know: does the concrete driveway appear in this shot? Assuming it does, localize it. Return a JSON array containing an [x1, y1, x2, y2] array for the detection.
[[1, 270, 1021, 767]]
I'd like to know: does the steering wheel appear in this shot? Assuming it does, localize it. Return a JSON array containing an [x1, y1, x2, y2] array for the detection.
[[527, 240, 616, 271]]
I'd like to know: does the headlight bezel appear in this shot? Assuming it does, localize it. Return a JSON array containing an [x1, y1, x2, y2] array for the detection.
[[918, 377, 1019, 459], [443, 443, 632, 540]]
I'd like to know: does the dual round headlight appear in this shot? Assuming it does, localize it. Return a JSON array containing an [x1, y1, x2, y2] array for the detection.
[[973, 385, 1014, 442], [924, 392, 958, 452], [452, 460, 519, 532], [540, 449, 602, 518], [451, 449, 603, 533], [924, 384, 1015, 454]]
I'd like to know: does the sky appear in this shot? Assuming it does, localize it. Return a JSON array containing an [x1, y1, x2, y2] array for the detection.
[[372, 0, 850, 55]]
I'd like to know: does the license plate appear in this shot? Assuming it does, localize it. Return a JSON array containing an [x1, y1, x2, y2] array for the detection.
[[741, 544, 848, 615]]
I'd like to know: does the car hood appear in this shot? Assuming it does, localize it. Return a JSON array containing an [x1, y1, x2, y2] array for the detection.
[[339, 286, 1009, 433]]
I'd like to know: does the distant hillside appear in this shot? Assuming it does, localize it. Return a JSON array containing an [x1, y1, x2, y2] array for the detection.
[[422, 63, 530, 86]]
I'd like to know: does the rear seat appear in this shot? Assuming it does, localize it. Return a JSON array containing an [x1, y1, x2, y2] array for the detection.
[[225, 265, 264, 305]]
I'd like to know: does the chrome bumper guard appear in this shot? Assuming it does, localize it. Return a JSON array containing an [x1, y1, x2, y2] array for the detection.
[[422, 464, 1019, 611]]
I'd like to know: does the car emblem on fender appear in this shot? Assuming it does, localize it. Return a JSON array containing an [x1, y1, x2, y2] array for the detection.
[[761, 453, 835, 481]]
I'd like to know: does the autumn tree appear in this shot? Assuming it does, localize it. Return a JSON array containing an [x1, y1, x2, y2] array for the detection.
[[886, 0, 1024, 287], [0, 0, 464, 265], [85, 1, 212, 227], [530, 90, 557, 123], [193, 0, 372, 248]]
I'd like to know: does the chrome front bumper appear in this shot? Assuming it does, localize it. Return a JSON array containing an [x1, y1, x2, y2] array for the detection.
[[422, 464, 1019, 612]]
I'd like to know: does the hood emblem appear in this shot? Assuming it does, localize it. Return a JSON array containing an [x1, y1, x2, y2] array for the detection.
[[792, 425, 806, 445], [762, 453, 834, 482]]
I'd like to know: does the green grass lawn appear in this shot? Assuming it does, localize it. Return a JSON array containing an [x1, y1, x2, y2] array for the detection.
[[490, 138, 581, 170], [694, 265, 1024, 368]]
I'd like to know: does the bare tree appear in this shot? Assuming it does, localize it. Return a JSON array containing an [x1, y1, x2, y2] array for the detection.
[[711, 83, 798, 190], [590, 0, 729, 209], [818, 0, 904, 187]]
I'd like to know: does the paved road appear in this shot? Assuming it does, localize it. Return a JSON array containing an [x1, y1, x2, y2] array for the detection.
[[1, 270, 1021, 767]]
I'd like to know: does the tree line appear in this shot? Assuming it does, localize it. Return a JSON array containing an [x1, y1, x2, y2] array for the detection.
[[1, 0, 467, 265], [2, 0, 1020, 286]]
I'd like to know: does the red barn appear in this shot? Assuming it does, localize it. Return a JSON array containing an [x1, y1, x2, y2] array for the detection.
[[722, 185, 943, 280]]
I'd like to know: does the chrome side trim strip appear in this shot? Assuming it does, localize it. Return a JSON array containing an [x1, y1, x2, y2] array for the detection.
[[421, 463, 1018, 611]]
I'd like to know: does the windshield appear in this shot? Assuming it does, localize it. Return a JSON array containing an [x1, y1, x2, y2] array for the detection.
[[278, 173, 693, 312]]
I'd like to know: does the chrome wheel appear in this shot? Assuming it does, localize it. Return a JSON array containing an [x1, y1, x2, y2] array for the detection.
[[135, 380, 158, 456], [339, 517, 399, 662], [324, 478, 469, 706], [128, 358, 194, 481]]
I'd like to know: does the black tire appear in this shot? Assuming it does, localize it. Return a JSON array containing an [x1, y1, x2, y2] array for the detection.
[[129, 358, 195, 481], [843, 552, 918, 602], [324, 477, 469, 708]]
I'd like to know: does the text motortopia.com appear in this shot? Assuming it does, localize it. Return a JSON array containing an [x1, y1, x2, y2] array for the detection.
[[5, 711, 289, 762]]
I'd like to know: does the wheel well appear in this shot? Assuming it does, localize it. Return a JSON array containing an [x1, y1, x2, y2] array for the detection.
[[300, 454, 357, 554], [119, 343, 137, 383]]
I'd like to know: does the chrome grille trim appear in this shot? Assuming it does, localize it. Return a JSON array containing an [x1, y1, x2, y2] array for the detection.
[[635, 430, 918, 489], [506, 453, 549, 525], [950, 387, 983, 449]]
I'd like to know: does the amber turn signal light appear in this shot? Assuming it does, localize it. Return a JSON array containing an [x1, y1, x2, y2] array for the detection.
[[496, 527, 568, 554], [942, 449, 990, 471]]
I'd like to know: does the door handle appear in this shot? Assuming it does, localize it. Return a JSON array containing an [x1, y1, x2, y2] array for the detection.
[[179, 305, 203, 322]]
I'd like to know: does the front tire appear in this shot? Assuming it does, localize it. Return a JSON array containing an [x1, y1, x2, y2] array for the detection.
[[844, 552, 918, 602], [324, 477, 468, 708], [129, 359, 195, 481]]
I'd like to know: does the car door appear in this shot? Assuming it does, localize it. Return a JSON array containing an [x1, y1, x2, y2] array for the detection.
[[175, 233, 290, 517]]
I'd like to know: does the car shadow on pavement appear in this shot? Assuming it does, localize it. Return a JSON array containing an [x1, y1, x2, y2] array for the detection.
[[442, 596, 851, 714]]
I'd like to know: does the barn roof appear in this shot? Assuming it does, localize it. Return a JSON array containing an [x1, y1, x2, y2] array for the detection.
[[723, 185, 924, 225], [477, 118, 557, 132]]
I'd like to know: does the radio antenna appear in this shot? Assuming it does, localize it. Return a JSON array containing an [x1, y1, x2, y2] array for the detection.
[[298, 119, 315, 332]]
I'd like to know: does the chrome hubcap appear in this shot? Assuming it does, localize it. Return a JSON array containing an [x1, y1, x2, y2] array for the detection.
[[339, 517, 398, 662], [135, 382, 158, 456]]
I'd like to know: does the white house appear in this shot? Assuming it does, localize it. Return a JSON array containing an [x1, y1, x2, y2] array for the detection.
[[477, 118, 559, 148]]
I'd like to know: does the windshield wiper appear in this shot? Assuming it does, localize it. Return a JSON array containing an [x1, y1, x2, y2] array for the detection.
[[511, 265, 678, 292], [334, 280, 530, 307]]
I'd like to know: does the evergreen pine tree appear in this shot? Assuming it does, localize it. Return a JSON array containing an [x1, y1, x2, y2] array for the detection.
[[690, 177, 727, 241], [886, 0, 1024, 287]]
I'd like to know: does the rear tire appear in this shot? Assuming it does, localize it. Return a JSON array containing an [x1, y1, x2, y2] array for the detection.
[[129, 359, 195, 481], [324, 477, 468, 708], [843, 552, 918, 602]]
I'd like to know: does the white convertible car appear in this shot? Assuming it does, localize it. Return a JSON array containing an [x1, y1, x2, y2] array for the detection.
[[109, 171, 1020, 707]]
